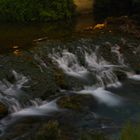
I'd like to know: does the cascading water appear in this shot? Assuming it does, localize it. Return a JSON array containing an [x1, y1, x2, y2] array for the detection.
[[78, 87, 122, 106], [111, 44, 125, 66], [0, 70, 29, 112], [85, 51, 120, 87], [0, 37, 140, 139], [0, 71, 60, 135], [127, 72, 140, 81], [51, 49, 88, 78], [50, 45, 125, 106]]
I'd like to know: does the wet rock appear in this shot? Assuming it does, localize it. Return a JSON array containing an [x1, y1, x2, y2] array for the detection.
[[57, 94, 97, 111], [115, 71, 127, 81], [79, 131, 107, 140], [31, 120, 71, 140], [105, 16, 140, 38], [0, 102, 8, 119]]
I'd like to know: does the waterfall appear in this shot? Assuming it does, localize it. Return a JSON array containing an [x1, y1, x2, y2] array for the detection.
[[0, 71, 60, 135], [50, 46, 125, 106], [78, 87, 122, 106], [0, 99, 60, 136], [111, 44, 125, 66], [127, 72, 140, 81], [51, 48, 123, 87], [85, 52, 119, 87], [0, 70, 29, 112], [51, 50, 88, 78]]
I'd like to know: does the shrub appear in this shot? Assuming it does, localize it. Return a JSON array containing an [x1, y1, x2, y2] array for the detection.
[[0, 0, 75, 22]]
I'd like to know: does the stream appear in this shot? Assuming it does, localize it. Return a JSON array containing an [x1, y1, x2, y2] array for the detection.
[[0, 15, 140, 139]]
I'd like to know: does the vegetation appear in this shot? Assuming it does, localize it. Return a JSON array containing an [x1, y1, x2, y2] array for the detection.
[[0, 0, 75, 22], [80, 132, 107, 140], [120, 122, 140, 140]]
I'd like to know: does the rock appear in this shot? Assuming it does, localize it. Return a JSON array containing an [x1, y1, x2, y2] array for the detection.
[[115, 71, 127, 81], [105, 16, 140, 38], [57, 94, 97, 111], [0, 102, 8, 119]]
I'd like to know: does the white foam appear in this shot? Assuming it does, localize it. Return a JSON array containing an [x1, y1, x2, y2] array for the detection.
[[12, 100, 59, 117], [85, 52, 120, 86], [127, 72, 140, 81], [107, 82, 122, 88], [0, 71, 29, 112], [128, 74, 140, 81], [111, 44, 125, 65], [51, 50, 88, 78], [78, 87, 122, 106]]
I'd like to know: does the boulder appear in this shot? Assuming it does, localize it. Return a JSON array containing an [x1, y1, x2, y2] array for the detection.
[[57, 94, 97, 111]]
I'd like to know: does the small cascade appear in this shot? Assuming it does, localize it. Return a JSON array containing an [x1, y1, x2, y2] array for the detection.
[[34, 54, 47, 73], [0, 99, 60, 136], [111, 44, 125, 66], [51, 50, 88, 78], [12, 99, 59, 117], [51, 48, 123, 87], [78, 86, 122, 106], [85, 52, 119, 87], [0, 70, 29, 112], [49, 47, 125, 106], [126, 72, 140, 81]]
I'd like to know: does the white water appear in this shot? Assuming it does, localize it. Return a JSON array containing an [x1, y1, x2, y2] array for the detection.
[[111, 44, 125, 65], [34, 54, 48, 72], [127, 72, 140, 81], [51, 50, 88, 78], [51, 49, 123, 87], [78, 86, 122, 106], [0, 42, 134, 136], [12, 99, 59, 117], [0, 99, 60, 136], [0, 70, 29, 112], [49, 47, 125, 106], [85, 52, 120, 86]]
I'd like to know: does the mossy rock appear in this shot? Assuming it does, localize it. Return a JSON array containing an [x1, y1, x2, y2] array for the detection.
[[33, 120, 70, 140], [57, 94, 97, 111], [80, 131, 107, 140], [52, 64, 68, 89], [0, 102, 8, 119]]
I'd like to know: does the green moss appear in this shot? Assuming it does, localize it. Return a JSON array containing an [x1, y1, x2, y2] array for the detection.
[[33, 120, 70, 140], [35, 120, 61, 140], [57, 94, 96, 111], [0, 0, 75, 22], [120, 122, 140, 140], [80, 132, 107, 140]]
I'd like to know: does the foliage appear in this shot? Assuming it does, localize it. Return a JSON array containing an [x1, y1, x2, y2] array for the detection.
[[120, 122, 140, 140], [0, 0, 75, 22]]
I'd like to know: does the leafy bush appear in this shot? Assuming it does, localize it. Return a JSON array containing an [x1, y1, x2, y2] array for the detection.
[[0, 0, 75, 22]]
